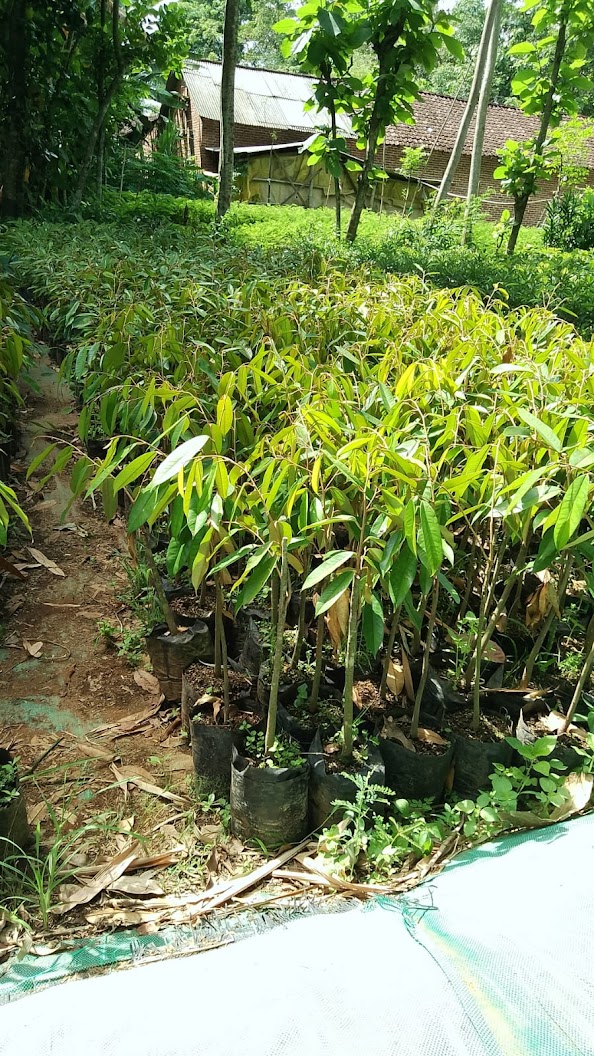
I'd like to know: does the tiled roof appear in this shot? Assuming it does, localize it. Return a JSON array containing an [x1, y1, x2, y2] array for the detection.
[[184, 60, 594, 162], [384, 94, 540, 157]]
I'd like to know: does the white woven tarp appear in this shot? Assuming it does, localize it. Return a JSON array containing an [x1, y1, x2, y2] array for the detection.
[[3, 815, 594, 1056]]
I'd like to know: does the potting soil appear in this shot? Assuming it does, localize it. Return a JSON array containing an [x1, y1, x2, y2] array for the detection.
[[2, 812, 594, 1055]]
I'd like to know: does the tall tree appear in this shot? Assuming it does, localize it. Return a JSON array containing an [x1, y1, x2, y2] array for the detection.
[[496, 0, 594, 253], [463, 0, 502, 237], [0, 0, 28, 218], [277, 0, 462, 243], [217, 0, 240, 218], [433, 0, 500, 209]]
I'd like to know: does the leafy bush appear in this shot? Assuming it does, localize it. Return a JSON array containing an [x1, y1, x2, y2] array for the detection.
[[107, 127, 216, 201], [543, 189, 594, 251], [81, 189, 216, 227]]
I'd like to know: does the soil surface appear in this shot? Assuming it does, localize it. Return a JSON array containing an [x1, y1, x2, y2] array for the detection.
[[0, 352, 287, 950], [446, 710, 512, 744]]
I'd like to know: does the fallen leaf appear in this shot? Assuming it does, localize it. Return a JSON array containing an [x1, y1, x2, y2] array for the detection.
[[382, 718, 415, 751], [205, 847, 219, 888], [386, 659, 405, 697], [108, 872, 164, 898], [525, 570, 559, 630], [166, 753, 194, 772], [117, 764, 157, 784], [40, 602, 81, 610], [482, 640, 506, 664], [53, 841, 141, 914], [5, 595, 24, 615], [0, 557, 27, 580], [92, 699, 163, 739], [326, 588, 350, 654], [53, 523, 88, 538], [27, 547, 65, 577], [401, 649, 414, 702], [500, 771, 593, 829], [23, 640, 43, 658], [127, 777, 191, 807], [75, 741, 116, 764], [417, 727, 448, 746], [133, 670, 160, 695]]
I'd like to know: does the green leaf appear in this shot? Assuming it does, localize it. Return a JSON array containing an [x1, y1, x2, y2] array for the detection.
[[210, 544, 255, 575], [314, 569, 355, 617], [362, 593, 384, 656], [234, 554, 276, 610], [388, 545, 416, 607], [216, 394, 233, 437], [101, 478, 118, 522], [152, 436, 209, 488], [128, 488, 159, 534], [26, 443, 57, 480], [516, 408, 562, 453], [112, 451, 157, 494], [554, 475, 590, 550], [418, 502, 442, 577], [303, 550, 355, 590]]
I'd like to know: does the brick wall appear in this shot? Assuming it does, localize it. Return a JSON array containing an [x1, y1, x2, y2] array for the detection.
[[180, 104, 594, 224], [198, 116, 310, 174]]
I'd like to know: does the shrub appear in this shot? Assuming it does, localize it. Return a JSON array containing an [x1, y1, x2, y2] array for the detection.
[[543, 189, 594, 251]]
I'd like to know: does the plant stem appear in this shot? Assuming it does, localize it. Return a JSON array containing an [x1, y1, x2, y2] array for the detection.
[[214, 577, 223, 679], [458, 538, 477, 621], [264, 539, 290, 755], [522, 554, 573, 687], [270, 573, 279, 651], [309, 614, 325, 711], [410, 581, 440, 740], [379, 606, 401, 701], [220, 602, 230, 724], [342, 575, 361, 758], [139, 528, 177, 635], [562, 611, 594, 731], [472, 598, 487, 732], [463, 537, 528, 686], [412, 591, 429, 655], [290, 579, 308, 670]]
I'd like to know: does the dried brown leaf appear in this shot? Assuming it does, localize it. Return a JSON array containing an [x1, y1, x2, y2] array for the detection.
[[386, 659, 405, 697], [54, 842, 142, 914], [0, 557, 27, 580], [382, 718, 415, 751], [401, 649, 414, 702], [108, 872, 164, 898], [133, 670, 161, 695], [27, 546, 65, 577], [417, 727, 448, 746], [75, 741, 115, 764], [23, 640, 43, 658], [326, 588, 350, 654], [5, 595, 24, 615]]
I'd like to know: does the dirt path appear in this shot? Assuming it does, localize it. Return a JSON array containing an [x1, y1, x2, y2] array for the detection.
[[1, 351, 156, 747]]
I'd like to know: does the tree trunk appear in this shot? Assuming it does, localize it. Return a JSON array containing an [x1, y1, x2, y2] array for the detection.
[[329, 92, 341, 239], [217, 0, 240, 220], [72, 75, 123, 210], [0, 0, 28, 218], [345, 103, 383, 243], [463, 0, 502, 242], [72, 0, 123, 210], [507, 17, 567, 254], [433, 0, 501, 211]]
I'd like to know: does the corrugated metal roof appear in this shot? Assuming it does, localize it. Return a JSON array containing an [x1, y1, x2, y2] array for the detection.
[[183, 60, 352, 135]]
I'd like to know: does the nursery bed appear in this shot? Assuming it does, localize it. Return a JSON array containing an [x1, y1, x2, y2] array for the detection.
[[2, 811, 594, 1054]]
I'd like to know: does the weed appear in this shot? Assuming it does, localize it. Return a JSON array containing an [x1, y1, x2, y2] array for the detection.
[[0, 759, 19, 806], [241, 727, 304, 769]]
